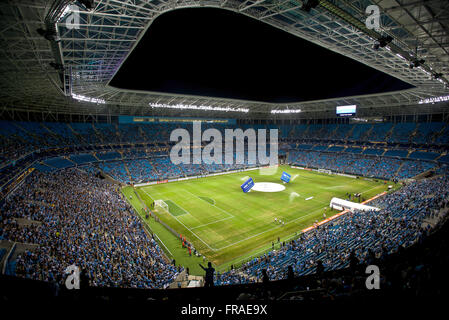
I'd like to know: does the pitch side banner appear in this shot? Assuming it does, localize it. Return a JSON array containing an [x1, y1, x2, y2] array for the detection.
[[241, 178, 255, 193], [281, 172, 291, 183]]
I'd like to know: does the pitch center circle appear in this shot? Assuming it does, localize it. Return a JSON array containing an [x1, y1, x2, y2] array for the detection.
[[252, 182, 286, 192]]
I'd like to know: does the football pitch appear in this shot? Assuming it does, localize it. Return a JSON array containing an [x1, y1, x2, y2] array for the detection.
[[124, 165, 392, 273]]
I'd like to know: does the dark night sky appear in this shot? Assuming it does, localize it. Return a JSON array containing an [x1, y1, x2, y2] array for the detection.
[[110, 8, 413, 103]]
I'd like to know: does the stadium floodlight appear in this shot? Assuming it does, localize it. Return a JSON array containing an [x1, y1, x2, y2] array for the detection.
[[271, 109, 301, 114], [351, 118, 368, 122], [72, 93, 105, 104], [149, 103, 249, 113], [56, 4, 72, 22], [418, 95, 449, 104]]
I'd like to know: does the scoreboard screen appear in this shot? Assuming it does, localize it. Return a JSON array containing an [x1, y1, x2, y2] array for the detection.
[[241, 178, 255, 193], [336, 105, 356, 117]]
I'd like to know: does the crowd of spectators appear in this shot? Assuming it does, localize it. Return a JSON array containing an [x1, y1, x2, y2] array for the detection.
[[0, 169, 179, 289], [215, 175, 449, 286], [1, 119, 449, 293], [288, 150, 435, 180], [1, 159, 448, 294], [1, 120, 448, 190]]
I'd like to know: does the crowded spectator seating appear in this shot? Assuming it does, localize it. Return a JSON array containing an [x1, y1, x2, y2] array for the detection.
[[1, 120, 449, 293], [288, 149, 436, 180], [215, 175, 449, 285], [1, 120, 448, 190], [0, 169, 179, 288]]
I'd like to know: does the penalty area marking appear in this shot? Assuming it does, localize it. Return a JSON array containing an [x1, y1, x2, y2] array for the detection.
[[140, 180, 385, 253], [183, 189, 234, 218], [141, 188, 218, 251], [190, 216, 234, 230], [199, 196, 216, 206], [141, 187, 154, 201]]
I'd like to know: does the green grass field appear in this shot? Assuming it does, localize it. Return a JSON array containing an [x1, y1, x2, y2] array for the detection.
[[123, 165, 393, 275]]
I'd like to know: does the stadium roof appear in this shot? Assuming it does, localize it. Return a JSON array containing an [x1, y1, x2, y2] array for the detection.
[[1, 0, 448, 119]]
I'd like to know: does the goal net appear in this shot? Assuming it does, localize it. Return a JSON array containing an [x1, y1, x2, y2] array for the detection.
[[154, 200, 169, 212]]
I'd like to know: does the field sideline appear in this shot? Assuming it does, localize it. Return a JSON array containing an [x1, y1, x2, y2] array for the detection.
[[123, 165, 393, 274]]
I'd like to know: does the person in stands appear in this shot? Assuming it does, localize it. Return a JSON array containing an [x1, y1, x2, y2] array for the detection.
[[199, 262, 215, 288]]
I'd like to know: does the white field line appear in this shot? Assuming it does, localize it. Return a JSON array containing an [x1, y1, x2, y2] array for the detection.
[[190, 216, 234, 230], [141, 187, 154, 201], [149, 186, 314, 252], [296, 174, 315, 180], [124, 194, 173, 257], [213, 181, 385, 251], [324, 185, 346, 189], [167, 198, 231, 249], [280, 185, 388, 244], [166, 199, 190, 216], [183, 189, 234, 218], [310, 198, 328, 205], [215, 206, 326, 251], [360, 184, 382, 195], [141, 188, 218, 251], [154, 234, 173, 256], [139, 178, 385, 253]]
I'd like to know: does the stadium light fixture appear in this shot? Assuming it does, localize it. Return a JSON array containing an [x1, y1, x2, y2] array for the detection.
[[418, 95, 449, 104], [351, 118, 368, 122], [72, 93, 105, 104], [271, 108, 301, 114], [149, 103, 249, 113]]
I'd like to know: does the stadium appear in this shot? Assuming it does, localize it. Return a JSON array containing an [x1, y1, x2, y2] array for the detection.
[[1, 0, 449, 313]]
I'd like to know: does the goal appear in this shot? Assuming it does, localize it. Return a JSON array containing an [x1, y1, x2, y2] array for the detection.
[[154, 200, 169, 212]]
